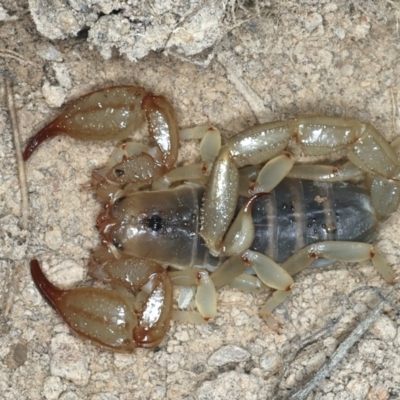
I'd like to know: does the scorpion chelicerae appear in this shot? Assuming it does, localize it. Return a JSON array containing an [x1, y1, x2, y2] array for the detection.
[[24, 86, 398, 352]]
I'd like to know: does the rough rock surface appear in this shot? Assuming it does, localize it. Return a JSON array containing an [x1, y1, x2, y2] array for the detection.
[[29, 0, 234, 62], [1, 1, 400, 399]]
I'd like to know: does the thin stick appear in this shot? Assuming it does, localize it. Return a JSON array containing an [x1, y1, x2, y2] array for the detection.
[[0, 49, 35, 66], [5, 79, 29, 230], [289, 287, 397, 400]]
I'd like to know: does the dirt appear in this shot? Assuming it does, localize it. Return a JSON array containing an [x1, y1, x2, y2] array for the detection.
[[1, 1, 400, 399]]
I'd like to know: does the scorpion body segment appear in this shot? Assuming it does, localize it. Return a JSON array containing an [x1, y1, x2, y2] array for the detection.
[[100, 180, 377, 269], [25, 86, 397, 352], [99, 185, 214, 270]]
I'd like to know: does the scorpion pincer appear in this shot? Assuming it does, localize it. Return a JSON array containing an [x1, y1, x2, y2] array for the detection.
[[24, 85, 398, 352]]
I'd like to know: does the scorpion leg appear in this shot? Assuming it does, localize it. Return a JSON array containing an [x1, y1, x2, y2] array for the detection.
[[292, 117, 400, 181], [249, 152, 294, 194], [200, 146, 239, 256], [370, 176, 400, 219], [199, 127, 222, 174], [227, 116, 400, 181], [210, 249, 293, 321], [151, 164, 207, 190], [195, 271, 217, 320], [257, 241, 396, 320], [244, 250, 294, 291], [226, 121, 292, 167], [171, 310, 207, 325], [287, 161, 364, 182], [222, 194, 267, 256], [229, 274, 264, 293], [151, 126, 221, 190], [228, 116, 400, 221], [169, 269, 218, 321], [31, 253, 173, 352], [210, 253, 250, 287], [281, 241, 396, 284], [289, 117, 400, 218]]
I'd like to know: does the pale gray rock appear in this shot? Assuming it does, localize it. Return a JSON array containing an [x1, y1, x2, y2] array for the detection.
[[44, 225, 63, 250], [208, 345, 250, 367], [197, 371, 268, 399], [28, 0, 230, 62], [52, 63, 72, 89], [41, 81, 67, 108], [50, 333, 90, 386], [39, 45, 64, 61], [29, 0, 88, 39], [43, 376, 64, 400], [0, 4, 18, 21]]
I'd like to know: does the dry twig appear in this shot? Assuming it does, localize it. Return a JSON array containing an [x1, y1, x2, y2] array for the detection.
[[5, 79, 29, 231], [289, 286, 398, 400]]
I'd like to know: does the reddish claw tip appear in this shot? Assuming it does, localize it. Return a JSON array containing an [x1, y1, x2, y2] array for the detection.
[[30, 259, 64, 308], [23, 125, 62, 161]]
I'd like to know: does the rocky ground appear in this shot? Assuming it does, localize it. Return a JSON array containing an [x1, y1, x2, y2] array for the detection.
[[1, 1, 400, 399]]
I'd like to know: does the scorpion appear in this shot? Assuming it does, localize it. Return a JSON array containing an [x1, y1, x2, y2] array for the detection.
[[23, 86, 398, 352]]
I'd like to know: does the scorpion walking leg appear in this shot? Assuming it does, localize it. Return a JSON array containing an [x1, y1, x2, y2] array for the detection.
[[249, 152, 294, 194], [200, 146, 239, 255], [253, 241, 396, 320], [209, 249, 294, 323], [229, 274, 264, 293], [179, 125, 222, 173], [255, 241, 396, 320], [226, 116, 400, 219], [287, 162, 364, 182], [169, 269, 218, 321], [152, 127, 222, 190], [281, 241, 396, 283]]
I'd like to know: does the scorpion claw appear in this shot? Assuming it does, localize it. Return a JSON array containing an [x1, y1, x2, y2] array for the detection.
[[22, 126, 61, 161], [142, 93, 179, 169], [31, 258, 173, 352], [30, 259, 64, 306], [23, 86, 148, 160]]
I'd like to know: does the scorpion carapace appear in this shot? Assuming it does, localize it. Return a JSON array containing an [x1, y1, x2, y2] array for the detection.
[[25, 85, 397, 352]]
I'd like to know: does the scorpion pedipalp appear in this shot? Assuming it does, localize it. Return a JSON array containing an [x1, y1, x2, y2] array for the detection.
[[31, 255, 173, 351], [23, 85, 179, 201], [23, 86, 148, 161], [141, 93, 179, 169]]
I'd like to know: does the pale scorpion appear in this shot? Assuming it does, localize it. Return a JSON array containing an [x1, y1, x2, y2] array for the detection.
[[23, 86, 398, 352]]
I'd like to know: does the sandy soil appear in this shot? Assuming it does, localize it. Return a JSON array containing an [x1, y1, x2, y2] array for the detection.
[[1, 1, 400, 399]]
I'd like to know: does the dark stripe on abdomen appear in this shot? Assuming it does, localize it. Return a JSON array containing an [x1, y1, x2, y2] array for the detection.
[[245, 178, 377, 263]]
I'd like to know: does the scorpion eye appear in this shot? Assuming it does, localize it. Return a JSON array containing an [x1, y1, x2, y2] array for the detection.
[[148, 215, 163, 231], [114, 169, 124, 177], [112, 238, 123, 250]]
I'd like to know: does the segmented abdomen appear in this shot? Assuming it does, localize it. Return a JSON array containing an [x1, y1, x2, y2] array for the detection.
[[242, 178, 377, 263], [196, 179, 377, 267]]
